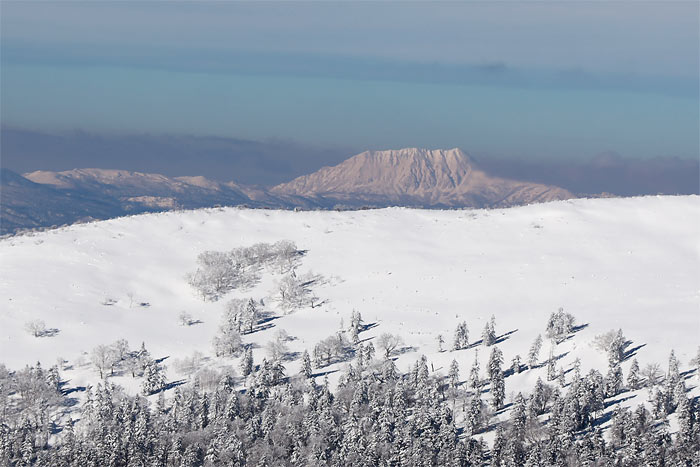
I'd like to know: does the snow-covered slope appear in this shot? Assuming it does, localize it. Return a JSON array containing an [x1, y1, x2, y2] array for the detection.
[[0, 196, 698, 401]]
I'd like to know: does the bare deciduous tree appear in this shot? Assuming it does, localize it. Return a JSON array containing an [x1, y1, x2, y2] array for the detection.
[[376, 333, 404, 359], [24, 320, 47, 337]]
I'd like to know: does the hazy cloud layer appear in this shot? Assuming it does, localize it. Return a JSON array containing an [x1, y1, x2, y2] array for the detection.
[[0, 127, 354, 187], [477, 152, 699, 197], [3, 2, 698, 77], [2, 127, 696, 196]]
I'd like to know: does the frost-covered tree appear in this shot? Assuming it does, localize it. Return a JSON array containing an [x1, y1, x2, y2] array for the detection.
[[364, 341, 375, 363], [266, 330, 290, 361], [487, 347, 503, 381], [24, 320, 48, 337], [452, 322, 469, 350], [604, 364, 623, 397], [546, 348, 557, 381], [666, 350, 680, 387], [313, 332, 352, 367], [594, 329, 629, 366], [627, 358, 640, 390], [278, 271, 318, 311], [141, 360, 166, 395], [529, 377, 552, 415], [187, 250, 240, 301], [301, 350, 313, 378], [466, 394, 485, 435], [469, 351, 481, 389], [527, 334, 542, 369], [482, 316, 496, 346], [376, 333, 404, 359], [90, 344, 118, 379], [511, 355, 522, 374], [178, 311, 195, 326], [545, 307, 576, 343], [641, 362, 662, 387], [491, 371, 505, 410], [448, 359, 460, 390], [224, 298, 259, 334], [436, 334, 445, 352], [212, 311, 243, 358], [240, 346, 254, 377]]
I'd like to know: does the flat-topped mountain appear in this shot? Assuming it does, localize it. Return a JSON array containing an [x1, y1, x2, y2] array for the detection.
[[271, 148, 574, 207]]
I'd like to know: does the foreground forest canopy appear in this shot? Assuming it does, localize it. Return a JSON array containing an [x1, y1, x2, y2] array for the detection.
[[2, 317, 699, 465], [0, 197, 698, 465]]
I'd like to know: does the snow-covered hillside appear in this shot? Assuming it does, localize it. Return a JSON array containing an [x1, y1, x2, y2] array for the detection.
[[2, 196, 698, 395]]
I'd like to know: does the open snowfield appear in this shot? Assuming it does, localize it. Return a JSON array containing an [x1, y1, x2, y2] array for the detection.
[[1, 195, 699, 413]]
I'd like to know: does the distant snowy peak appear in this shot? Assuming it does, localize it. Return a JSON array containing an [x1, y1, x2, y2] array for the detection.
[[272, 148, 574, 208]]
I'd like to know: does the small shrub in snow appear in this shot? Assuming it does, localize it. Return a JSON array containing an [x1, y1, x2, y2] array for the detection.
[[178, 311, 195, 326], [24, 320, 47, 337]]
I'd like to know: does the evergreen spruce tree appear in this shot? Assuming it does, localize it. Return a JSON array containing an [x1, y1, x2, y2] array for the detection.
[[546, 348, 557, 381], [491, 371, 505, 410], [627, 358, 640, 390], [364, 341, 375, 363], [511, 354, 522, 374], [240, 346, 254, 377], [452, 322, 469, 350], [448, 359, 459, 391], [141, 360, 165, 395], [469, 351, 480, 389], [488, 346, 503, 381], [527, 334, 542, 369], [301, 350, 313, 379], [604, 363, 623, 397], [482, 317, 496, 346]]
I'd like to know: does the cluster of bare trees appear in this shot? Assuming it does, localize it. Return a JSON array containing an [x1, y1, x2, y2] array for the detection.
[[187, 241, 301, 301], [89, 340, 151, 380], [277, 270, 321, 311]]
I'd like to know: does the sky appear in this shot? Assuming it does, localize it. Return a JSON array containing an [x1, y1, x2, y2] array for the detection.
[[1, 1, 698, 188]]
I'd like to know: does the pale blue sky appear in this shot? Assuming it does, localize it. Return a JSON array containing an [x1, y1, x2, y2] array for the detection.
[[1, 1, 698, 164]]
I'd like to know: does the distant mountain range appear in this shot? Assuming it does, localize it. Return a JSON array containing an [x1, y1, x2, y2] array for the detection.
[[1, 148, 575, 234]]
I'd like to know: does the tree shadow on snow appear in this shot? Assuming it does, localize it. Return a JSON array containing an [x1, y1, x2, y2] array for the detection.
[[311, 368, 339, 379], [622, 343, 646, 362], [493, 329, 518, 345], [603, 394, 636, 409], [157, 379, 187, 394]]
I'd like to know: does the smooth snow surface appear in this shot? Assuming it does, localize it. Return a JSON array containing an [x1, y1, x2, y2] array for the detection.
[[1, 196, 698, 403]]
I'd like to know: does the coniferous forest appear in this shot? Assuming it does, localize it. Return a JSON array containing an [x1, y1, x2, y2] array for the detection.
[[2, 242, 699, 466]]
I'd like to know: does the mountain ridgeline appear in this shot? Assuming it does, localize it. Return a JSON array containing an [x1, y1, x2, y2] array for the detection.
[[272, 148, 573, 208], [1, 148, 574, 234]]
